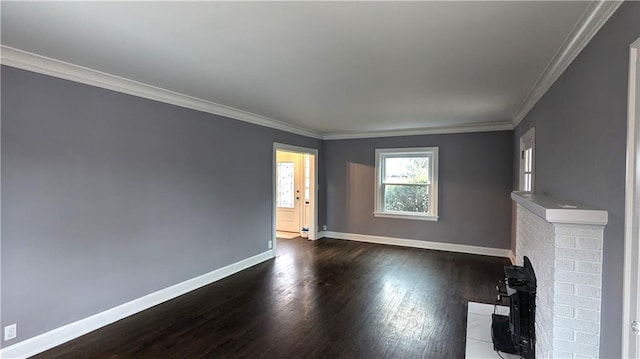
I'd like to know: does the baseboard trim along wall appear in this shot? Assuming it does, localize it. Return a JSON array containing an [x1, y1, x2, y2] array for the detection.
[[322, 231, 513, 259], [0, 250, 275, 359]]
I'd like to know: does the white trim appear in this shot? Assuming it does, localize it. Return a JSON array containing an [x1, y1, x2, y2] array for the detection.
[[373, 212, 438, 221], [0, 46, 515, 141], [374, 147, 439, 220], [0, 45, 323, 140], [273, 143, 319, 254], [323, 231, 512, 259], [622, 37, 640, 359], [0, 250, 274, 359], [511, 1, 623, 127], [317, 231, 327, 239], [323, 121, 513, 140], [508, 250, 516, 265], [273, 143, 318, 155], [1, 0, 623, 143], [511, 191, 608, 226]]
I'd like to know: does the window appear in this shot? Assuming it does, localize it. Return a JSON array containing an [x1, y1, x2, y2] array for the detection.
[[375, 147, 439, 221], [519, 128, 535, 192], [276, 162, 294, 208], [304, 155, 310, 201]]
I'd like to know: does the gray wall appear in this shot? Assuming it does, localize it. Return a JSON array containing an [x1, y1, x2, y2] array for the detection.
[[325, 131, 513, 249], [4, 3, 635, 352], [0, 65, 324, 345], [513, 2, 640, 357]]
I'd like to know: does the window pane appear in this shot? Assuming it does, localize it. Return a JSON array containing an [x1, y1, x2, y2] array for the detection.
[[304, 157, 311, 201], [525, 148, 532, 172], [384, 156, 429, 184], [383, 184, 429, 213], [277, 162, 294, 208]]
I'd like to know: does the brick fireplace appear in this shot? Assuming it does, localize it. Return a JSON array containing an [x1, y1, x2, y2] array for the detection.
[[511, 192, 608, 358]]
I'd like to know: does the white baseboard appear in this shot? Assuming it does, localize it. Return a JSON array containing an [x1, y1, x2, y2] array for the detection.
[[509, 250, 516, 265], [0, 250, 274, 359], [316, 231, 327, 239], [323, 231, 512, 258]]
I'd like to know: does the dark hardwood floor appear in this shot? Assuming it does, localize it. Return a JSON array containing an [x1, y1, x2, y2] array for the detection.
[[34, 238, 509, 359]]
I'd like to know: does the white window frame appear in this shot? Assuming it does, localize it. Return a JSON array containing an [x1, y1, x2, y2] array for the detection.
[[519, 128, 536, 192], [374, 147, 439, 221]]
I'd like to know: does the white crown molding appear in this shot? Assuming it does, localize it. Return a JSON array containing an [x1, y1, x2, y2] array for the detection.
[[1, 0, 622, 142], [323, 231, 512, 258], [323, 121, 513, 140], [511, 0, 623, 128], [0, 45, 324, 140], [0, 45, 515, 140], [0, 250, 274, 359]]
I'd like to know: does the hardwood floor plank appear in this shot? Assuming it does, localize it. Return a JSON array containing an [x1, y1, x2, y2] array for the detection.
[[32, 238, 509, 359]]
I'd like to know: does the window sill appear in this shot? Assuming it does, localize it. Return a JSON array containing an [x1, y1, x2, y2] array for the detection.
[[373, 212, 439, 221]]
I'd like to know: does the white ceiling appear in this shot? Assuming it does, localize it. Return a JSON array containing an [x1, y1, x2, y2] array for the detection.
[[1, 2, 596, 137]]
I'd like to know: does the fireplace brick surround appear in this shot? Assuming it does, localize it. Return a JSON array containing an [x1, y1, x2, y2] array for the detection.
[[512, 192, 608, 359]]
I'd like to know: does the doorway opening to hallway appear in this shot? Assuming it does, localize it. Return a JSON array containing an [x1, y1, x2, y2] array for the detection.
[[273, 143, 318, 254]]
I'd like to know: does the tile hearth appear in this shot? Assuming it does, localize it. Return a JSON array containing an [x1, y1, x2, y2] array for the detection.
[[465, 302, 519, 359]]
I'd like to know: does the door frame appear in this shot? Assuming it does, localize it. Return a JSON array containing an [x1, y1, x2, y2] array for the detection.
[[622, 37, 640, 358], [272, 143, 319, 254]]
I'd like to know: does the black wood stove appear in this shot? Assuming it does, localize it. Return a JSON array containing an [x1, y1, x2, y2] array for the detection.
[[492, 256, 536, 359]]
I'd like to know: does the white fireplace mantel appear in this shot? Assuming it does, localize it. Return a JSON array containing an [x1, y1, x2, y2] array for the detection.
[[512, 191, 608, 359], [511, 191, 608, 226]]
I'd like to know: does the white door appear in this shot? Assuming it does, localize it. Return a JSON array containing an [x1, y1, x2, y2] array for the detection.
[[302, 154, 312, 230], [276, 151, 302, 233], [623, 37, 640, 358]]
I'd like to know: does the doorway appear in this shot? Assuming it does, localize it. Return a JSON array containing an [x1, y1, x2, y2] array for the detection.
[[273, 143, 318, 254], [623, 37, 640, 358]]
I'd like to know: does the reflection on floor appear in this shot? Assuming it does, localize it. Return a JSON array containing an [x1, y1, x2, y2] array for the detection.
[[465, 302, 519, 359], [34, 238, 510, 358], [276, 230, 300, 239]]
